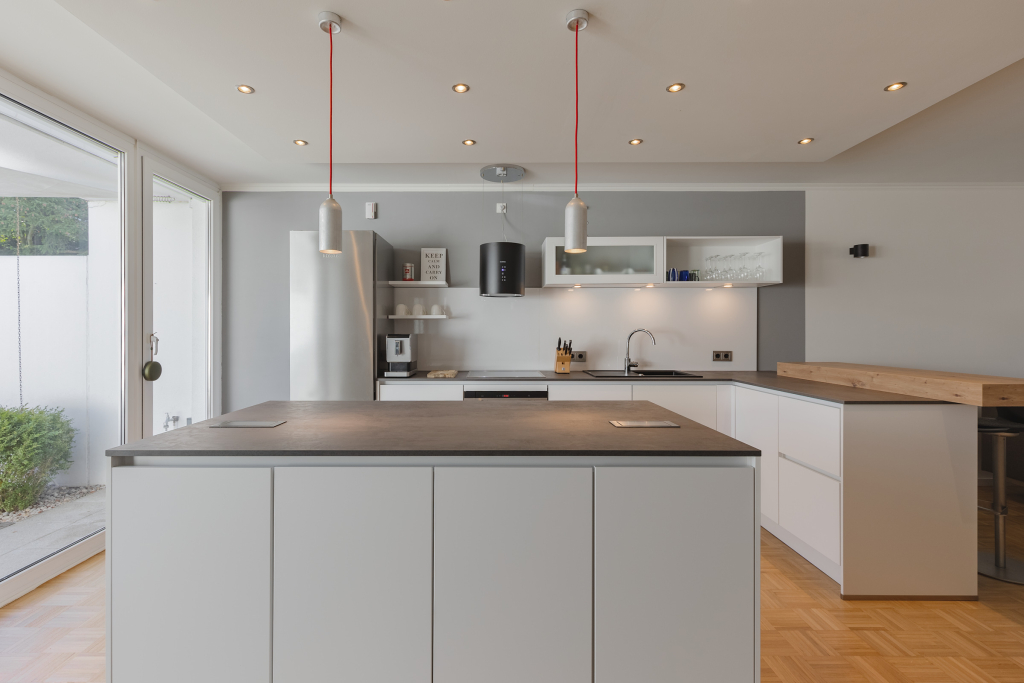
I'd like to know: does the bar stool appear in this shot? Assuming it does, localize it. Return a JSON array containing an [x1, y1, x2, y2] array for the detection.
[[978, 414, 1024, 583]]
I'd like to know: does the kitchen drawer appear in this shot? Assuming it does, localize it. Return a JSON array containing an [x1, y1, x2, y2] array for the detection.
[[778, 396, 841, 478], [549, 384, 632, 401], [378, 384, 464, 401], [778, 457, 841, 565]]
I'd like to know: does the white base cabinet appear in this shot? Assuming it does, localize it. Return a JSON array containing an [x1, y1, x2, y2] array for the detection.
[[595, 467, 756, 683], [273, 468, 433, 683], [632, 384, 718, 430], [549, 384, 632, 401], [110, 468, 272, 683], [735, 387, 780, 523], [379, 384, 463, 401], [433, 468, 593, 683]]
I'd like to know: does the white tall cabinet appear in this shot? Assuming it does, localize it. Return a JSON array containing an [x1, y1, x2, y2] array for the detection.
[[433, 468, 593, 683], [110, 468, 272, 683], [595, 467, 756, 683], [273, 468, 433, 683]]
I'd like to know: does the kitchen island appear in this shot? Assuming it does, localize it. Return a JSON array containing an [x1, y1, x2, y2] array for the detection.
[[106, 400, 760, 683]]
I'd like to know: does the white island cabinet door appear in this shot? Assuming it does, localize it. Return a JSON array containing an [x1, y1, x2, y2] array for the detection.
[[434, 468, 593, 683], [273, 467, 433, 683], [596, 467, 756, 683], [633, 384, 718, 429], [111, 467, 272, 683], [735, 387, 780, 523]]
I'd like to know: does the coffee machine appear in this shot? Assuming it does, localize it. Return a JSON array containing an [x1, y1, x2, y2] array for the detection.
[[384, 333, 418, 377]]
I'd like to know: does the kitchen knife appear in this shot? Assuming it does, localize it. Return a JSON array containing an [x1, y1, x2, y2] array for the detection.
[[557, 337, 562, 351]]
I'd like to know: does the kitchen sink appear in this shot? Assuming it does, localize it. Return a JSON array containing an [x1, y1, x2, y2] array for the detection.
[[584, 370, 704, 378]]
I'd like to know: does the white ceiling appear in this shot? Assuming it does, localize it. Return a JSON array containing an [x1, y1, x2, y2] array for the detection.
[[2, 0, 1024, 186]]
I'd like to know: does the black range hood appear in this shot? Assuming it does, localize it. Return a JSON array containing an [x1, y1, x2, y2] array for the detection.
[[479, 242, 525, 297]]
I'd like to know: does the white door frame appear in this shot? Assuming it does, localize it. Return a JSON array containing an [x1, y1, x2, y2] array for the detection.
[[139, 145, 222, 437]]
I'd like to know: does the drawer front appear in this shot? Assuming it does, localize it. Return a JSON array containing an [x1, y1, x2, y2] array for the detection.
[[778, 396, 841, 478], [549, 384, 632, 401], [778, 458, 841, 564], [378, 384, 464, 401]]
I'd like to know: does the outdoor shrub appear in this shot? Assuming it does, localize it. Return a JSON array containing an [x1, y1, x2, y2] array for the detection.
[[0, 406, 76, 512]]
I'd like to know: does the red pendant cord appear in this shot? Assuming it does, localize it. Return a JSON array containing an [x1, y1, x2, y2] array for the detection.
[[574, 22, 578, 196], [329, 27, 334, 196]]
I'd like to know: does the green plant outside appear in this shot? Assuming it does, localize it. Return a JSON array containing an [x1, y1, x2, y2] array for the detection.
[[0, 406, 76, 512], [0, 197, 89, 256]]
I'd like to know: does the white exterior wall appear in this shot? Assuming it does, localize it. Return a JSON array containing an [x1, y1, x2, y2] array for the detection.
[[805, 187, 1024, 378], [0, 200, 121, 486]]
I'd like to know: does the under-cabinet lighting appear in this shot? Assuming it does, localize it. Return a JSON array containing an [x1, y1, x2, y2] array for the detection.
[[236, 84, 255, 94], [798, 138, 814, 145], [706, 288, 712, 291], [646, 283, 654, 288], [573, 284, 581, 288], [724, 283, 733, 287], [884, 82, 907, 92]]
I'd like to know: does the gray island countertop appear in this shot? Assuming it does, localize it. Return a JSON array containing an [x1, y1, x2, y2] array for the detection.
[[108, 400, 759, 459]]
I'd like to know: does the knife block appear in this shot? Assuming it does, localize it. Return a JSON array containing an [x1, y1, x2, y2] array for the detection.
[[555, 351, 571, 374]]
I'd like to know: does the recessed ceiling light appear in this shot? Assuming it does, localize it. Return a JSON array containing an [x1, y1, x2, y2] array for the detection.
[[884, 82, 907, 92], [629, 138, 643, 146], [293, 139, 308, 146], [798, 137, 814, 145], [236, 84, 255, 94], [452, 83, 469, 93], [462, 139, 476, 146], [666, 83, 685, 93]]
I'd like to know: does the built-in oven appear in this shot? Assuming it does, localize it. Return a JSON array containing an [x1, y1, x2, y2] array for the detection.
[[463, 384, 548, 400]]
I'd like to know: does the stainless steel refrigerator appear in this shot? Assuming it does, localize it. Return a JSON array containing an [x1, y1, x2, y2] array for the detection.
[[290, 230, 394, 400]]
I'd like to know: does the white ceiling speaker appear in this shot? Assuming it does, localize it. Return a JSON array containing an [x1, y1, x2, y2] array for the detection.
[[318, 11, 343, 254], [564, 9, 589, 254]]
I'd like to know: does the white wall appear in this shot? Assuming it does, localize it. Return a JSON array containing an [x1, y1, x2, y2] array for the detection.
[[806, 187, 1024, 377], [393, 287, 757, 372], [0, 200, 120, 486]]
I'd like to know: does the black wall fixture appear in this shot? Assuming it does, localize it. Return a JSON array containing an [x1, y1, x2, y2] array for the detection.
[[850, 244, 870, 258], [480, 242, 525, 297]]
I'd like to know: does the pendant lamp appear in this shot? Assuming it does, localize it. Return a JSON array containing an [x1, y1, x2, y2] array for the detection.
[[479, 165, 527, 297], [564, 9, 589, 254], [318, 11, 343, 254]]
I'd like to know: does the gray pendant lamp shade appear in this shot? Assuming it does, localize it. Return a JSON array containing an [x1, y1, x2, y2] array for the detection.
[[564, 194, 588, 253], [319, 195, 343, 253]]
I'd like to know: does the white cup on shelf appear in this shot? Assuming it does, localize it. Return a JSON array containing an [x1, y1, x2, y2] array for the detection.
[[430, 304, 443, 316], [395, 303, 409, 316], [412, 303, 425, 316]]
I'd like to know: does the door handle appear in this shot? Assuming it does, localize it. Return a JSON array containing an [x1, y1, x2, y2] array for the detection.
[[143, 332, 162, 381]]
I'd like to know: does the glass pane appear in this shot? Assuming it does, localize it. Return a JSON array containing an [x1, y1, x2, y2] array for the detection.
[[554, 244, 655, 276], [0, 95, 120, 579], [151, 177, 210, 434]]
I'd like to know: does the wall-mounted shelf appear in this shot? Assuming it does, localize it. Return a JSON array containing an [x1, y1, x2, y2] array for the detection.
[[541, 235, 783, 288], [388, 281, 449, 288], [389, 314, 449, 320]]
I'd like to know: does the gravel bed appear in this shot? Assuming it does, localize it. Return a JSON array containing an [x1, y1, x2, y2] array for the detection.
[[0, 485, 105, 527]]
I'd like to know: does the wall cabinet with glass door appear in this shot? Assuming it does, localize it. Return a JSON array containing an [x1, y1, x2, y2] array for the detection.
[[541, 235, 782, 288]]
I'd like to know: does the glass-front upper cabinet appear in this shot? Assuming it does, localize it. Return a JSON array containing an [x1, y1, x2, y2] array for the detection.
[[541, 237, 665, 287]]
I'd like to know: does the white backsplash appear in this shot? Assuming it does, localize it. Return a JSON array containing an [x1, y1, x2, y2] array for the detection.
[[392, 287, 757, 372]]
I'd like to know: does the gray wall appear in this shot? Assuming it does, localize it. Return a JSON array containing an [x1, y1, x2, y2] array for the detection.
[[223, 190, 804, 412]]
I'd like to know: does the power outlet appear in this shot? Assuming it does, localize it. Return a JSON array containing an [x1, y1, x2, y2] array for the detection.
[[571, 350, 587, 362], [713, 350, 733, 362], [496, 202, 507, 214]]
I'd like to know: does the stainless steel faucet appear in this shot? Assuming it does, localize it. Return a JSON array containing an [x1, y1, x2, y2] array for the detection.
[[624, 328, 656, 374]]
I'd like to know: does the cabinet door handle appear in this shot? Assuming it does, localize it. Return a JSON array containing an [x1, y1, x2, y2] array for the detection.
[[779, 452, 840, 482]]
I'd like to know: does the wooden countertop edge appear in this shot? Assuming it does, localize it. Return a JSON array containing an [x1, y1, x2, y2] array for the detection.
[[778, 362, 1024, 407]]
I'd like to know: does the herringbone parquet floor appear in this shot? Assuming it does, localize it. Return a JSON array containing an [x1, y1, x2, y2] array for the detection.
[[3, 482, 1024, 682]]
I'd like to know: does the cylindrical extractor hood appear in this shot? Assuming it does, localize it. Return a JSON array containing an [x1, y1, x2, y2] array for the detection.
[[480, 242, 525, 297]]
